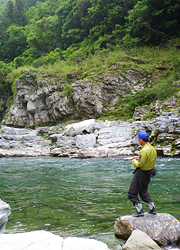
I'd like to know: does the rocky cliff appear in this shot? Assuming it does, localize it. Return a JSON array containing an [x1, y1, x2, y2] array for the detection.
[[0, 68, 180, 158], [3, 68, 152, 127]]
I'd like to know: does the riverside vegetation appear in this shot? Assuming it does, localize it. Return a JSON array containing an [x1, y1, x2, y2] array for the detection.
[[0, 0, 180, 126], [2, 46, 180, 124]]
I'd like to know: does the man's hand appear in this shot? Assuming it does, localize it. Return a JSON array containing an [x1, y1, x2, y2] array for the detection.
[[131, 156, 139, 160]]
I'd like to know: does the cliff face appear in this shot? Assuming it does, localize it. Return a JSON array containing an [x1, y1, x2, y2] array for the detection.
[[0, 68, 180, 158], [4, 68, 152, 127]]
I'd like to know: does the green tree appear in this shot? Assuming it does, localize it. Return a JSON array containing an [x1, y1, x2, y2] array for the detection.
[[14, 0, 27, 26], [0, 1, 15, 62], [26, 16, 59, 56], [126, 0, 180, 45], [0, 0, 6, 6], [22, 0, 46, 9], [82, 0, 137, 50]]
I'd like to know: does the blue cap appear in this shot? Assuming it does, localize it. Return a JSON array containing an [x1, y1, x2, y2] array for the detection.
[[135, 131, 149, 139]]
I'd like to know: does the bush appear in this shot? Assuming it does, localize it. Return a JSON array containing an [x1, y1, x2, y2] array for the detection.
[[112, 74, 180, 120]]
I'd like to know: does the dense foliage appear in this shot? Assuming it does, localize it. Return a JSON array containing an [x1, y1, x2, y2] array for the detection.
[[0, 0, 180, 122], [0, 0, 179, 65]]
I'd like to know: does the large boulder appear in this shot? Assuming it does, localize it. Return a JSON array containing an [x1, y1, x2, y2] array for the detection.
[[0, 231, 63, 250], [122, 229, 163, 250], [114, 213, 180, 246], [0, 231, 109, 250], [63, 119, 96, 137], [0, 199, 11, 233]]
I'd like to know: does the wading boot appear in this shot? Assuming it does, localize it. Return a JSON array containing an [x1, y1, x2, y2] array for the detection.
[[132, 209, 144, 217], [148, 207, 157, 214], [132, 203, 144, 217], [147, 202, 157, 214]]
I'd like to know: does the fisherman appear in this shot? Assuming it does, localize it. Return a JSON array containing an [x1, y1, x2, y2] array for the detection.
[[128, 131, 157, 217]]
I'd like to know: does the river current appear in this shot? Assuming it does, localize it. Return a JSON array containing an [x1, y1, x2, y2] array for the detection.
[[0, 157, 179, 249]]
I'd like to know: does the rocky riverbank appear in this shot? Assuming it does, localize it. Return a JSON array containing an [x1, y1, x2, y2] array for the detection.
[[0, 108, 180, 158], [0, 65, 179, 158]]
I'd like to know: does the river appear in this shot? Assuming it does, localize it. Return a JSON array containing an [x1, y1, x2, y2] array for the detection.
[[0, 157, 179, 249]]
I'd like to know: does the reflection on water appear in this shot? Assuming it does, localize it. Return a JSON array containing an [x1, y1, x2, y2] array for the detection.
[[0, 157, 179, 250]]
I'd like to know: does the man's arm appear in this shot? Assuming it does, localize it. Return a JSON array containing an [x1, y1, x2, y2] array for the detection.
[[131, 154, 146, 169]]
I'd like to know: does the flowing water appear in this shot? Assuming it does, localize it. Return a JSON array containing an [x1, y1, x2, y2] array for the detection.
[[0, 157, 180, 249]]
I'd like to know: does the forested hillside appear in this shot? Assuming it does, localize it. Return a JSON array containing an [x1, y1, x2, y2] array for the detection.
[[0, 0, 180, 124], [0, 0, 180, 64]]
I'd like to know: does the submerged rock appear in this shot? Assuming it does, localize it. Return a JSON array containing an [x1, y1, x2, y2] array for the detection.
[[114, 213, 180, 246]]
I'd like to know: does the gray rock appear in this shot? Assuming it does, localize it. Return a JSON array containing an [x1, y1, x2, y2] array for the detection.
[[0, 200, 11, 233], [4, 68, 152, 127], [27, 101, 36, 113], [1, 106, 180, 157], [114, 213, 180, 246], [133, 106, 150, 121], [0, 126, 51, 157], [0, 231, 63, 250], [50, 135, 78, 157], [76, 134, 96, 148]]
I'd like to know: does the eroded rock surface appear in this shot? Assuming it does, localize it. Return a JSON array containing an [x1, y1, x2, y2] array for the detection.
[[114, 213, 180, 246], [4, 69, 152, 127], [1, 110, 180, 157]]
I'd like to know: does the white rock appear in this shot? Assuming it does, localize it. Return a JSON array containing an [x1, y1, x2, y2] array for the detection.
[[122, 229, 162, 250], [0, 231, 110, 250], [0, 230, 63, 250], [64, 119, 95, 136], [63, 236, 109, 250]]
